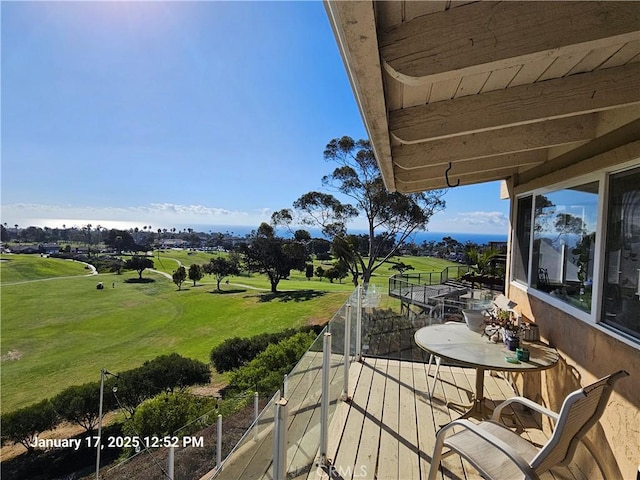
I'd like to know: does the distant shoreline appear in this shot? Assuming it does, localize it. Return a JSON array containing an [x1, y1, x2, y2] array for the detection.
[[3, 222, 508, 246], [185, 224, 508, 245]]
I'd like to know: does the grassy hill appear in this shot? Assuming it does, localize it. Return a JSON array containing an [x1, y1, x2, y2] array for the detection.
[[0, 252, 456, 412]]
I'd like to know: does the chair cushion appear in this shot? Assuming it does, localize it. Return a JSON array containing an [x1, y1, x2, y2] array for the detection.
[[444, 421, 540, 480]]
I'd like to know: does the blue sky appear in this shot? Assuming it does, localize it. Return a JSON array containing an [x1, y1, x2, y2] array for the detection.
[[1, 1, 509, 235]]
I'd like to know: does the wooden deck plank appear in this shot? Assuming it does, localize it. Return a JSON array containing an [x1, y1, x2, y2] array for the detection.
[[219, 356, 589, 480], [413, 361, 436, 478], [398, 361, 421, 479], [376, 358, 400, 479], [435, 366, 473, 480], [350, 358, 388, 480], [329, 360, 366, 463], [328, 359, 373, 479], [376, 360, 400, 478]]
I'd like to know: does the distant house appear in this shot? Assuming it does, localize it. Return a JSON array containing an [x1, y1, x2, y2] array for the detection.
[[39, 243, 61, 254], [8, 245, 39, 254], [161, 238, 187, 249]]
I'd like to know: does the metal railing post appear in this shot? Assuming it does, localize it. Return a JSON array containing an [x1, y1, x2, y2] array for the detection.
[[167, 445, 175, 480], [340, 304, 351, 401], [253, 391, 259, 442], [356, 287, 363, 362], [282, 374, 288, 399], [272, 398, 288, 480], [319, 332, 332, 466], [216, 414, 222, 471], [96, 368, 106, 480]]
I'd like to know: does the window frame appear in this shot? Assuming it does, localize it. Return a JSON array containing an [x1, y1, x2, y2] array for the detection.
[[510, 164, 640, 349]]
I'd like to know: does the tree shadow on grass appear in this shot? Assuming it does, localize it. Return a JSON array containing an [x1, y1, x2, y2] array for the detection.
[[209, 288, 247, 295], [124, 278, 156, 284], [256, 290, 327, 303]]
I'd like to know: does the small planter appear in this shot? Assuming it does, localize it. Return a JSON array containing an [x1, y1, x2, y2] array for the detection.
[[501, 328, 520, 351], [507, 337, 520, 351]]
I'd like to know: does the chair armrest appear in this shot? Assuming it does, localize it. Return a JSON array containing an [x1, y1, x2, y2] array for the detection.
[[437, 419, 540, 480], [492, 396, 559, 423]]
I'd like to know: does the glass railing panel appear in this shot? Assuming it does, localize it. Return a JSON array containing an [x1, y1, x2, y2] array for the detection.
[[211, 290, 357, 480], [281, 309, 350, 477], [209, 389, 281, 479]]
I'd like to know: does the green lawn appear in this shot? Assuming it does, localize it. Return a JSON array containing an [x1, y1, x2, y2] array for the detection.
[[0, 252, 456, 412], [0, 254, 90, 283], [0, 257, 349, 411], [152, 250, 456, 292]]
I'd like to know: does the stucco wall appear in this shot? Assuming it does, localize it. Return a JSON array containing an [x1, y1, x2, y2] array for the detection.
[[507, 285, 639, 479]]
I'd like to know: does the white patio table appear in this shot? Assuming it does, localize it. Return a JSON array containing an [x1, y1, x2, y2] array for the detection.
[[414, 323, 559, 419]]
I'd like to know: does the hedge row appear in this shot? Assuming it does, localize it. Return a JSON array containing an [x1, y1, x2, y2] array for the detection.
[[210, 325, 324, 373], [226, 331, 318, 396], [0, 353, 210, 451]]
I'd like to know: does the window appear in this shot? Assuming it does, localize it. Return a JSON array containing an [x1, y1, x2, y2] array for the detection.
[[513, 166, 640, 342], [601, 168, 640, 340], [531, 182, 599, 313]]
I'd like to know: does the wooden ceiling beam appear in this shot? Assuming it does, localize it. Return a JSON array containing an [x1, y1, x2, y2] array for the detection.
[[380, 1, 640, 83], [390, 63, 640, 144], [324, 1, 396, 191], [395, 166, 521, 193], [515, 119, 640, 186], [394, 150, 547, 184], [393, 115, 597, 170]]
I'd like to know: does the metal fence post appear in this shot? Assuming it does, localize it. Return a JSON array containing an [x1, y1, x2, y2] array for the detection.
[[282, 374, 288, 399], [216, 414, 222, 471], [167, 445, 175, 480], [355, 287, 363, 362], [254, 391, 259, 442], [319, 332, 332, 466], [340, 304, 351, 401], [272, 398, 288, 480]]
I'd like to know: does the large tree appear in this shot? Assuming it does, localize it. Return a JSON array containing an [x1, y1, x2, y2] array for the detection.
[[204, 256, 240, 291], [124, 255, 154, 279], [51, 382, 103, 432], [173, 266, 187, 290], [0, 400, 57, 451], [104, 229, 137, 253], [188, 264, 204, 287], [242, 223, 308, 293], [273, 136, 446, 286]]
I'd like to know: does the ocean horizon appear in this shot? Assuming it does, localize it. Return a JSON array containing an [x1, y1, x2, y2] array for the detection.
[[186, 224, 508, 245]]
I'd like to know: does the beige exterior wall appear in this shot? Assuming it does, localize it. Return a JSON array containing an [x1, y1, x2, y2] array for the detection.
[[506, 143, 640, 479], [507, 288, 639, 479]]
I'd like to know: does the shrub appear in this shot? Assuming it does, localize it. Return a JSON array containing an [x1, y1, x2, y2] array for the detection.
[[51, 382, 112, 432], [122, 392, 215, 440], [227, 331, 317, 395], [1, 400, 58, 451], [109, 353, 210, 415], [141, 353, 210, 393], [210, 326, 323, 372]]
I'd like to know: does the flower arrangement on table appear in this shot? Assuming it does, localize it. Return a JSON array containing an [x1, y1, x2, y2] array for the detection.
[[484, 308, 521, 349]]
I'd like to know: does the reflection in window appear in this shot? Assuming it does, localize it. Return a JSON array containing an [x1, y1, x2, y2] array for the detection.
[[513, 196, 532, 283], [531, 182, 599, 313], [602, 168, 640, 340]]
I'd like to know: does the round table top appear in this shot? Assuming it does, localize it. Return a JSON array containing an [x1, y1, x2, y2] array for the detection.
[[414, 323, 559, 372]]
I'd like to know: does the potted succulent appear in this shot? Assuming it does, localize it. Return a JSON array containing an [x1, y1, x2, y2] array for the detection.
[[492, 309, 521, 350]]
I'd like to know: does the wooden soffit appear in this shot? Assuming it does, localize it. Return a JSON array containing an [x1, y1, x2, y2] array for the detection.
[[325, 0, 640, 193]]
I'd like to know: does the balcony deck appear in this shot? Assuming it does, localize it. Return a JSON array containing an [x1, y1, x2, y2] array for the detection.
[[304, 358, 589, 480]]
